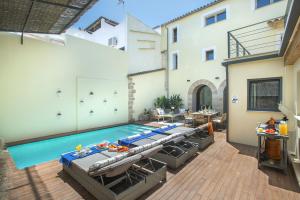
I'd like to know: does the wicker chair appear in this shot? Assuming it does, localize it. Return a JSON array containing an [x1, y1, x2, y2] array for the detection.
[[213, 113, 227, 130], [194, 115, 207, 126], [184, 111, 194, 127]]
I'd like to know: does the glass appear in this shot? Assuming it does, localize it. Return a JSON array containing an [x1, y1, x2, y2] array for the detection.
[[206, 16, 215, 25], [256, 0, 270, 8], [206, 50, 214, 61], [279, 122, 288, 135], [217, 11, 226, 22], [248, 78, 281, 111]]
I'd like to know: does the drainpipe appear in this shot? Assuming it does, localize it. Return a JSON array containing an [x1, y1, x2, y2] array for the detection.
[[166, 26, 170, 98], [225, 64, 229, 143]]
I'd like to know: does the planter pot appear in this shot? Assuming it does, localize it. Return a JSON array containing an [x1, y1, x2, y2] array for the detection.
[[138, 114, 151, 121]]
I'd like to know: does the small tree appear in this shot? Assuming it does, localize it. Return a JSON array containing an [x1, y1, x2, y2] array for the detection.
[[169, 94, 183, 109]]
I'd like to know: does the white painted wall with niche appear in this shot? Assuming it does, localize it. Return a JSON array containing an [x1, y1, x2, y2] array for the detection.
[[0, 33, 129, 143]]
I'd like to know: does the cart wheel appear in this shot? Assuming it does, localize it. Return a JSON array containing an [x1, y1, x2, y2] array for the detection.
[[258, 164, 262, 169]]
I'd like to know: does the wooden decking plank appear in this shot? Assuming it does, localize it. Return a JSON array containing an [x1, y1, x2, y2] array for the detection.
[[1, 131, 300, 200]]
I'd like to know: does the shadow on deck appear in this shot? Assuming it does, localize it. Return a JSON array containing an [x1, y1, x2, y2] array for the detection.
[[1, 132, 299, 200]]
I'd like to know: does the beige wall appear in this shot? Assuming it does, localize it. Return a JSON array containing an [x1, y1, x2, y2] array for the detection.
[[294, 59, 300, 116], [293, 58, 300, 157], [129, 70, 166, 120], [160, 0, 287, 111], [0, 33, 129, 143], [228, 57, 294, 146]]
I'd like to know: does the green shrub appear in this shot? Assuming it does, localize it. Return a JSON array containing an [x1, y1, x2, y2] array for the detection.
[[169, 94, 183, 109], [154, 94, 183, 109], [154, 96, 170, 109]]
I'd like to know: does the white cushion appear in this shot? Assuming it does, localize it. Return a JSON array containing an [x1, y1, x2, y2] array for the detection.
[[89, 153, 128, 172], [156, 108, 165, 115], [179, 108, 186, 114]]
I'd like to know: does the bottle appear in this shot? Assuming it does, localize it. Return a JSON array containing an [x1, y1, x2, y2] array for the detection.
[[279, 121, 288, 136]]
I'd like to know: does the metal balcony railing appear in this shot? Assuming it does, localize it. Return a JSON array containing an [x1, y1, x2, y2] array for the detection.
[[227, 16, 285, 59]]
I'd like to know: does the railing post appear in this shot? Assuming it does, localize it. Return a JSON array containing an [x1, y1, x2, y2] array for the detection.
[[227, 32, 231, 58], [236, 43, 239, 57]]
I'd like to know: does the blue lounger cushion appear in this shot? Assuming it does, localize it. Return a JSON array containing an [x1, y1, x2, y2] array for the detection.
[[118, 131, 158, 146], [152, 125, 177, 134]]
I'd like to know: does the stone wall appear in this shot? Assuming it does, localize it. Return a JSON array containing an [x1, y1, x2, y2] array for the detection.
[[128, 70, 166, 121], [128, 77, 136, 122], [0, 151, 8, 199]]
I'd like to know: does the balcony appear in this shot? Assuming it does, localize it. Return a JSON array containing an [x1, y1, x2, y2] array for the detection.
[[227, 16, 285, 59]]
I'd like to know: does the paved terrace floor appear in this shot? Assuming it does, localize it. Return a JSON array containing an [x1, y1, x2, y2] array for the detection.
[[1, 131, 300, 200]]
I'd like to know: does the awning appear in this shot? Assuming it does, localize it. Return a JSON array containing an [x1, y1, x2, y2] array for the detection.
[[0, 0, 98, 43]]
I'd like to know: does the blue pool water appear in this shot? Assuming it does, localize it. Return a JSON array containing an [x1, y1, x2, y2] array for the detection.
[[8, 124, 155, 169]]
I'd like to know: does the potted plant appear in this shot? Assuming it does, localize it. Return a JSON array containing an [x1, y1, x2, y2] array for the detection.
[[153, 95, 184, 113], [154, 96, 170, 109], [138, 108, 152, 121], [169, 94, 183, 113]]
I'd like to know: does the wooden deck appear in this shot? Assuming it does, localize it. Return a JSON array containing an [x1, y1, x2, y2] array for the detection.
[[1, 132, 300, 200]]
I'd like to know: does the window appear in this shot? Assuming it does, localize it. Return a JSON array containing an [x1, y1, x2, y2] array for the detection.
[[247, 78, 282, 111], [206, 16, 215, 26], [108, 37, 118, 47], [202, 47, 216, 62], [172, 27, 178, 43], [256, 0, 282, 9], [205, 10, 226, 26], [206, 50, 215, 61], [217, 11, 226, 21], [171, 53, 178, 70]]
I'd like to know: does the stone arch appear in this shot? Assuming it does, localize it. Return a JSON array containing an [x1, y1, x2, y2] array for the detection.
[[187, 79, 218, 112], [218, 80, 227, 113]]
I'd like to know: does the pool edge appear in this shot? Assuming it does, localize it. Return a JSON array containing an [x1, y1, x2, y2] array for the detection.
[[5, 122, 131, 147]]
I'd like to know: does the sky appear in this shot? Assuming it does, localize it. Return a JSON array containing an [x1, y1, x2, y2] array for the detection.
[[74, 0, 214, 29]]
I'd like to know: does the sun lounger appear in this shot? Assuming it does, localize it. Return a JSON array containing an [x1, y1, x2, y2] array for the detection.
[[162, 125, 214, 150], [179, 123, 214, 150], [120, 130, 198, 169], [186, 130, 214, 150], [63, 146, 167, 200], [161, 126, 196, 136], [148, 136, 198, 169]]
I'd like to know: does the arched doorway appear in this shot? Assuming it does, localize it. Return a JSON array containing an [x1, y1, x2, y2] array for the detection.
[[187, 79, 218, 112], [196, 85, 212, 111]]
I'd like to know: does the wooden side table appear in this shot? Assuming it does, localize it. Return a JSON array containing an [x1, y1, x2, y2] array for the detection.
[[257, 132, 289, 174]]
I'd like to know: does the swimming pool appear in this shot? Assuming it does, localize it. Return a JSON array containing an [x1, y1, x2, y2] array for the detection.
[[8, 124, 155, 169]]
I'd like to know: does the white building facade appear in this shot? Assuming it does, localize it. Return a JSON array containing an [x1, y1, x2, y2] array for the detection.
[[68, 15, 162, 74], [159, 0, 287, 113]]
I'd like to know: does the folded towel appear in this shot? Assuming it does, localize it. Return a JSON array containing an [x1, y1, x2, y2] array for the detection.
[[142, 130, 152, 135], [153, 125, 177, 134], [127, 134, 141, 139]]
